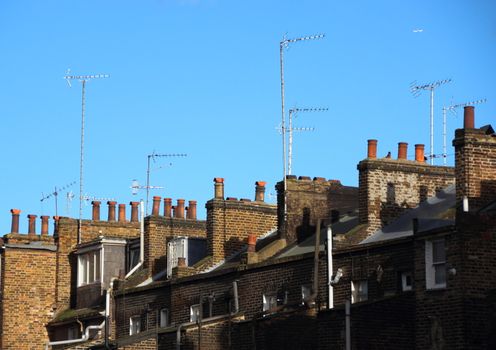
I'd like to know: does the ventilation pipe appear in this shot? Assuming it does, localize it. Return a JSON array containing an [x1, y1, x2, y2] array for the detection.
[[125, 200, 144, 278]]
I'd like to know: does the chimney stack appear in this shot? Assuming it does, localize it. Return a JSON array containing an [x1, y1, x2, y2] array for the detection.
[[152, 196, 161, 216], [118, 204, 126, 222], [247, 234, 257, 253], [130, 202, 139, 222], [164, 198, 172, 218], [255, 181, 266, 202], [367, 139, 378, 159], [398, 142, 408, 160], [28, 214, 37, 235], [10, 209, 21, 233], [41, 215, 49, 236], [188, 200, 197, 220], [175, 199, 185, 219], [464, 106, 475, 129], [214, 178, 224, 199], [107, 201, 117, 221], [91, 201, 101, 221], [415, 144, 425, 163]]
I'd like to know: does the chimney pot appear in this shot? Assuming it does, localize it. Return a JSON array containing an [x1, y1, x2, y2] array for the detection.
[[415, 144, 425, 163], [107, 201, 117, 221], [164, 198, 172, 218], [27, 214, 37, 235], [130, 202, 139, 222], [214, 178, 225, 199], [464, 106, 475, 129], [175, 199, 185, 219], [53, 216, 60, 235], [247, 234, 257, 252], [398, 142, 408, 160], [367, 139, 378, 159], [10, 209, 21, 233], [91, 201, 101, 221], [255, 181, 266, 202], [118, 204, 126, 222], [152, 196, 161, 216], [41, 215, 49, 236], [188, 200, 197, 220]]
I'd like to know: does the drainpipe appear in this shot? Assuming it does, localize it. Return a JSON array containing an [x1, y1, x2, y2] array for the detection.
[[327, 225, 334, 309], [125, 200, 144, 278], [232, 280, 239, 313], [45, 321, 105, 349], [345, 300, 351, 350], [305, 219, 321, 307]]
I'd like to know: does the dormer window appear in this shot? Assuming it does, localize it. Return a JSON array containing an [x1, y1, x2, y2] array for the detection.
[[78, 249, 101, 286]]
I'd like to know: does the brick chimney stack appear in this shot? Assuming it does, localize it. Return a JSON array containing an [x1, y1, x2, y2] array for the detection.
[[398, 142, 408, 160], [130, 202, 139, 222], [41, 216, 49, 236], [188, 200, 197, 219], [175, 199, 185, 219], [107, 201, 117, 221], [164, 198, 172, 218], [91, 201, 101, 221], [214, 178, 224, 199], [10, 209, 21, 233], [152, 196, 161, 216], [415, 144, 425, 163], [255, 181, 266, 202], [27, 214, 37, 236], [118, 204, 126, 222], [367, 139, 378, 159]]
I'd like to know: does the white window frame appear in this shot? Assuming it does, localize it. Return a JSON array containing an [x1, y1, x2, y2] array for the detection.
[[77, 249, 102, 286], [351, 280, 368, 304], [190, 304, 200, 323], [425, 239, 447, 290], [401, 272, 413, 291], [129, 315, 141, 335], [159, 308, 169, 328], [262, 293, 278, 312]]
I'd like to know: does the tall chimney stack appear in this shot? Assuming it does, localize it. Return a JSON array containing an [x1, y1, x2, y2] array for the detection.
[[214, 178, 224, 199], [152, 196, 161, 216], [91, 201, 101, 221], [130, 202, 139, 222], [464, 106, 475, 129], [255, 181, 266, 202], [107, 201, 117, 221], [27, 214, 37, 236], [415, 144, 425, 163], [398, 142, 408, 160], [10, 209, 21, 233], [188, 200, 197, 220], [367, 139, 378, 159]]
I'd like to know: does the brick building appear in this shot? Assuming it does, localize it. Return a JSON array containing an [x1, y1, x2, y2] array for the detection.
[[1, 106, 495, 349]]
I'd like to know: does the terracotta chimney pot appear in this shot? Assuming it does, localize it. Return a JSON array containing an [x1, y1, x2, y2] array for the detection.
[[255, 181, 266, 202], [464, 106, 475, 129], [188, 200, 197, 220], [152, 196, 161, 216], [41, 215, 50, 236], [107, 201, 117, 221], [415, 144, 425, 163], [214, 178, 224, 199], [367, 139, 378, 159], [398, 142, 408, 160], [10, 209, 21, 233], [175, 199, 185, 219], [247, 234, 257, 253], [130, 202, 139, 222], [164, 198, 172, 218], [118, 204, 126, 222], [91, 201, 101, 221], [27, 214, 37, 235]]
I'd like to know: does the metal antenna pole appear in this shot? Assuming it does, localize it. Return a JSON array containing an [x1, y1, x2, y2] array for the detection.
[[410, 78, 451, 165], [441, 98, 487, 165], [65, 71, 109, 243]]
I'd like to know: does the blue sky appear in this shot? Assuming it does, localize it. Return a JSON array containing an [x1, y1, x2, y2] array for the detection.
[[0, 0, 494, 232]]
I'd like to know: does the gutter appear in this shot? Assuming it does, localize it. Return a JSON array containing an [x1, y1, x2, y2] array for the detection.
[[125, 200, 145, 279]]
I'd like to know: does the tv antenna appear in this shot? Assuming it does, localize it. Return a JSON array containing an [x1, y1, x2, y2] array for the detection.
[[81, 194, 116, 204], [410, 78, 451, 165], [40, 181, 76, 216], [441, 98, 487, 165], [130, 179, 164, 196], [287, 107, 327, 175], [66, 191, 75, 216], [64, 69, 109, 243], [145, 152, 187, 215]]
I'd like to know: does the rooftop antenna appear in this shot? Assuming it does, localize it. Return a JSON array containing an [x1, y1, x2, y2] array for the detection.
[[66, 190, 75, 216], [441, 98, 487, 165], [287, 107, 327, 175], [40, 181, 76, 217], [145, 152, 187, 215], [81, 194, 116, 203], [410, 78, 451, 165], [130, 179, 164, 196], [64, 69, 109, 243], [280, 33, 325, 230]]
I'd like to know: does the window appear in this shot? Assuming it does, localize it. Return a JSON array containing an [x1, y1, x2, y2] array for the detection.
[[159, 308, 169, 328], [190, 304, 200, 323], [128, 245, 140, 272], [262, 293, 278, 312], [130, 316, 141, 335], [301, 285, 312, 304], [67, 325, 78, 340], [401, 272, 413, 291], [425, 239, 446, 289], [78, 249, 101, 286], [351, 280, 368, 303]]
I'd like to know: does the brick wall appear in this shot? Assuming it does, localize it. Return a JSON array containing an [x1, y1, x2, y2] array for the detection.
[[0, 246, 57, 350], [276, 176, 358, 244], [206, 199, 277, 265], [357, 159, 454, 235]]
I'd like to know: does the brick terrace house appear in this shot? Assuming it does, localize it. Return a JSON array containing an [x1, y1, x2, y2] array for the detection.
[[0, 106, 495, 349]]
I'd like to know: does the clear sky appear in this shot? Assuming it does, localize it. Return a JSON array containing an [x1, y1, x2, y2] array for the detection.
[[0, 0, 494, 233]]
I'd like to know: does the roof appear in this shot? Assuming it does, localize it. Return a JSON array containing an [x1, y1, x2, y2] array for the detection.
[[360, 184, 456, 245]]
